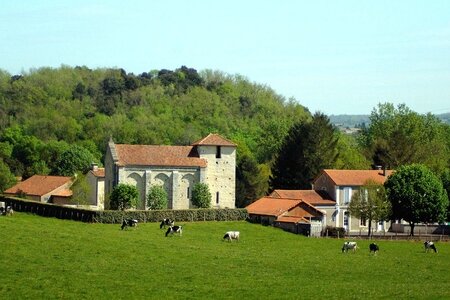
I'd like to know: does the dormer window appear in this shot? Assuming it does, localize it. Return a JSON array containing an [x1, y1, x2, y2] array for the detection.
[[216, 146, 221, 158]]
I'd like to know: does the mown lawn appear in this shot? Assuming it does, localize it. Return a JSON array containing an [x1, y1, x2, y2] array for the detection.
[[1, 213, 449, 299]]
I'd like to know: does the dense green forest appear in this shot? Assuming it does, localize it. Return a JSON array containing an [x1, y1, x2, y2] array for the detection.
[[0, 66, 449, 208]]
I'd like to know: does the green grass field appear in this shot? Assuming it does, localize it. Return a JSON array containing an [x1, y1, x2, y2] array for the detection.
[[1, 213, 449, 299]]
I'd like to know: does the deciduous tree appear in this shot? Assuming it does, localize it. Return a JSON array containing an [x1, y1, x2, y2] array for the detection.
[[385, 164, 449, 236], [348, 179, 391, 236], [147, 185, 168, 210], [191, 183, 212, 208]]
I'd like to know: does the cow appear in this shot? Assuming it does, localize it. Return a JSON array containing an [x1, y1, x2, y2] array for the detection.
[[160, 218, 174, 229], [1, 206, 13, 216], [424, 241, 437, 253], [165, 225, 182, 237], [342, 241, 358, 253], [369, 243, 379, 253], [223, 231, 240, 242], [121, 219, 138, 230]]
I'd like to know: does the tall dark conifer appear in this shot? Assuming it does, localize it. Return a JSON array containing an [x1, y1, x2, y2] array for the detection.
[[270, 112, 339, 190]]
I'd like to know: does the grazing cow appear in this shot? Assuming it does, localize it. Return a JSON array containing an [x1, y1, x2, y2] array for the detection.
[[160, 218, 174, 229], [369, 243, 379, 253], [342, 241, 358, 253], [223, 231, 240, 242], [121, 219, 138, 230], [165, 225, 182, 237], [424, 241, 437, 253]]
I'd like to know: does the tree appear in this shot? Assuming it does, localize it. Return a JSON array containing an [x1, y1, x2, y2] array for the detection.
[[54, 145, 96, 176], [360, 103, 449, 173], [441, 169, 450, 221], [109, 184, 139, 210], [147, 185, 168, 210], [70, 173, 91, 206], [236, 153, 269, 208], [0, 158, 16, 192], [270, 112, 339, 190], [385, 164, 449, 236], [191, 183, 212, 208], [348, 179, 391, 236]]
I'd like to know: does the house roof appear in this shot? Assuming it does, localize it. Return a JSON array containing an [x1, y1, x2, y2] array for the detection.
[[89, 168, 105, 178], [270, 190, 336, 205], [4, 175, 72, 197], [114, 145, 207, 168], [315, 169, 394, 186], [191, 133, 236, 146], [246, 197, 301, 217]]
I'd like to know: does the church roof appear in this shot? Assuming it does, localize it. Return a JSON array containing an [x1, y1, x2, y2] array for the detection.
[[191, 133, 236, 146], [114, 145, 207, 168]]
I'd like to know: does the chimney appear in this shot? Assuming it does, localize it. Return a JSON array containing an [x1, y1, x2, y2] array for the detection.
[[91, 163, 98, 171], [383, 166, 387, 176]]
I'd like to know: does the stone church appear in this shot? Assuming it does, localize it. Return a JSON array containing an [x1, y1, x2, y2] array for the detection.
[[104, 133, 236, 209]]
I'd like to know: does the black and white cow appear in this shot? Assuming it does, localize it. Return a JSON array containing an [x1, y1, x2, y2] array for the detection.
[[165, 225, 182, 237], [342, 241, 358, 253], [424, 241, 437, 253], [121, 219, 138, 230], [369, 243, 379, 253], [1, 206, 13, 216], [223, 231, 240, 242], [160, 218, 174, 229]]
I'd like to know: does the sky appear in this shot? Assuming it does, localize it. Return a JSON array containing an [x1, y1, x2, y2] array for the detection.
[[1, 0, 449, 115]]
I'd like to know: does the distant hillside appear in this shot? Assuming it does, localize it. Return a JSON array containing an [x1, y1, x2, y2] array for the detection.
[[328, 115, 369, 128], [329, 113, 450, 127]]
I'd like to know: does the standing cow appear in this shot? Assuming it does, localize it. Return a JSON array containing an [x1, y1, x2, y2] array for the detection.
[[121, 219, 138, 230], [160, 218, 174, 229], [342, 241, 358, 253], [369, 243, 379, 253], [424, 241, 437, 253], [165, 225, 183, 237]]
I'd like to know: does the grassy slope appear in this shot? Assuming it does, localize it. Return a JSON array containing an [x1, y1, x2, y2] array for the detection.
[[1, 213, 449, 299]]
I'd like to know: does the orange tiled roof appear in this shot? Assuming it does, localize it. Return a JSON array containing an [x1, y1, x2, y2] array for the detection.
[[246, 197, 301, 217], [191, 133, 236, 146], [90, 168, 105, 177], [316, 169, 394, 186], [4, 175, 72, 197], [52, 189, 73, 197], [270, 190, 336, 205], [114, 145, 207, 168]]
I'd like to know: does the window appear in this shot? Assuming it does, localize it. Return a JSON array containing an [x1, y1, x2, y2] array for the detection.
[[344, 212, 349, 226], [187, 187, 190, 199], [216, 192, 220, 204], [343, 187, 351, 204], [360, 217, 367, 226], [216, 146, 221, 158]]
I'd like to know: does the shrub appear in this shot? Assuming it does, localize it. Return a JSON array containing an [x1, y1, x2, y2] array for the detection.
[[147, 185, 168, 210], [191, 183, 211, 208], [109, 184, 139, 210], [322, 226, 346, 238]]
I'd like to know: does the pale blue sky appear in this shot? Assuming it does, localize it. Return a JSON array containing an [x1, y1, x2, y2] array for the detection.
[[1, 0, 449, 115]]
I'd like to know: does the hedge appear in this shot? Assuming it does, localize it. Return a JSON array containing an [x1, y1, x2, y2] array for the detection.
[[1, 195, 248, 223]]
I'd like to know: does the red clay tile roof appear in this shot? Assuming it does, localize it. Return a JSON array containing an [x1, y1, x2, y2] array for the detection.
[[315, 169, 394, 186], [90, 168, 105, 177], [114, 145, 207, 168], [191, 133, 236, 146], [4, 175, 72, 197], [246, 197, 301, 217], [270, 190, 336, 205]]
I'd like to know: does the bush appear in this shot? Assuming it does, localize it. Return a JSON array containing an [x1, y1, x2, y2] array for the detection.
[[191, 183, 211, 208], [109, 184, 139, 210], [147, 185, 168, 210]]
